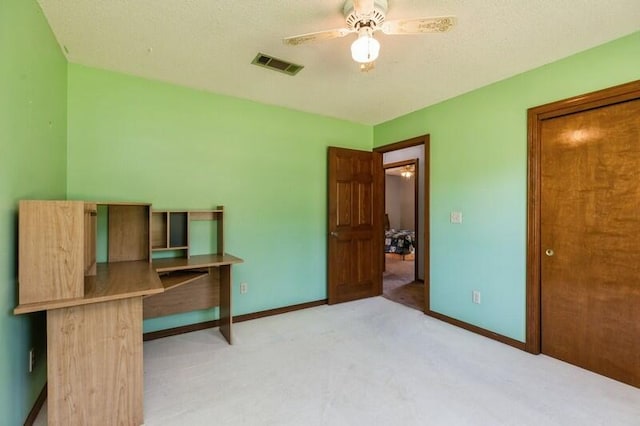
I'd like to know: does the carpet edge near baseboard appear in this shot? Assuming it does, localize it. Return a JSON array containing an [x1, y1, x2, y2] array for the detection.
[[143, 299, 328, 341]]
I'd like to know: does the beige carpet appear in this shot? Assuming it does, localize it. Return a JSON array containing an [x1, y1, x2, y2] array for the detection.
[[34, 297, 640, 425], [382, 254, 424, 311]]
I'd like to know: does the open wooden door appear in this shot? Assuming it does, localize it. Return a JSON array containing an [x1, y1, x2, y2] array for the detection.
[[328, 147, 383, 304]]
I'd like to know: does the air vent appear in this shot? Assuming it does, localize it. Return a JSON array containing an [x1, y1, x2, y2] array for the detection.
[[251, 53, 304, 76]]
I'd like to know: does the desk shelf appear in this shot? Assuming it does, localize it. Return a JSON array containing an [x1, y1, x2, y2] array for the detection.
[[145, 206, 241, 323], [151, 208, 224, 258], [158, 270, 209, 292], [144, 253, 243, 323]]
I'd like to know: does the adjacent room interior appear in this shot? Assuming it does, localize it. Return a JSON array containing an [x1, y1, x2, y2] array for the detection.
[[383, 159, 422, 311], [2, 1, 639, 425]]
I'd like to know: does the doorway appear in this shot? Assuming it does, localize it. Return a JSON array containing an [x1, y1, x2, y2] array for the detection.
[[526, 80, 640, 387], [374, 135, 430, 313], [382, 159, 420, 310]]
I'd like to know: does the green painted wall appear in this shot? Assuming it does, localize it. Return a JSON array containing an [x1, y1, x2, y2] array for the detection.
[[66, 64, 371, 332], [0, 1, 67, 424], [374, 31, 640, 342], [4, 5, 638, 418]]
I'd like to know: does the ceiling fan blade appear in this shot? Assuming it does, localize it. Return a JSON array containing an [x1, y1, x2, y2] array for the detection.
[[353, 0, 375, 16], [283, 28, 353, 46], [381, 16, 456, 35]]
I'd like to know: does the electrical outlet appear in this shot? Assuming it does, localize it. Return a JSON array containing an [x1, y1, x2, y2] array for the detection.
[[472, 290, 481, 304], [240, 282, 248, 294], [450, 211, 463, 224], [29, 348, 35, 373]]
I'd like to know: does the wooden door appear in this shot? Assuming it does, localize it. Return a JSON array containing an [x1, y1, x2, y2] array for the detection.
[[328, 147, 383, 304], [540, 98, 640, 387]]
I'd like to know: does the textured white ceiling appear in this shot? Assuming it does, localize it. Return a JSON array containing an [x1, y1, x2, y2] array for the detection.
[[37, 0, 640, 125]]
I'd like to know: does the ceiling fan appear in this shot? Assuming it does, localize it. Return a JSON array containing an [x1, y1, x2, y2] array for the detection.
[[283, 0, 456, 71]]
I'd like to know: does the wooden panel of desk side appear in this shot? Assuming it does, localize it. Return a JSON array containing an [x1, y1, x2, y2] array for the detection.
[[18, 200, 85, 305], [47, 297, 143, 426]]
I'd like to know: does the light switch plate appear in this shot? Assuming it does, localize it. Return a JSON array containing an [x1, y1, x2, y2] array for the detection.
[[450, 211, 463, 224]]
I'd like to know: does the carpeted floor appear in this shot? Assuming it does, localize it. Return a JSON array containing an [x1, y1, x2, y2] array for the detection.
[[34, 297, 640, 425], [382, 254, 424, 311]]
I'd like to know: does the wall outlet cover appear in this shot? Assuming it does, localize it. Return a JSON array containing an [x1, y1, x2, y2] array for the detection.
[[450, 211, 463, 224]]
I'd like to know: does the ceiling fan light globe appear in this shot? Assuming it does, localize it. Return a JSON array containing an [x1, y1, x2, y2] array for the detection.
[[351, 33, 380, 63]]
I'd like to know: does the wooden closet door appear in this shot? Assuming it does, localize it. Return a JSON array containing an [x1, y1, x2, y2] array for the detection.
[[540, 98, 640, 387]]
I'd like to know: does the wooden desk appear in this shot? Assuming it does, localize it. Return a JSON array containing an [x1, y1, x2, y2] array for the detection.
[[14, 201, 243, 425], [16, 256, 244, 425], [15, 261, 163, 425]]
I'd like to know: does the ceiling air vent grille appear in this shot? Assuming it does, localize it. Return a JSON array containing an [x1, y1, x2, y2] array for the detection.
[[251, 53, 304, 76]]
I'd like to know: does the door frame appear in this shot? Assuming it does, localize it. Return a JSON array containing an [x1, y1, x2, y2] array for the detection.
[[525, 79, 640, 354], [383, 158, 419, 280], [374, 135, 430, 311]]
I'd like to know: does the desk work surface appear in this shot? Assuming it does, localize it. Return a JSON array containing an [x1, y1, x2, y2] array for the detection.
[[153, 253, 244, 272], [14, 261, 164, 314]]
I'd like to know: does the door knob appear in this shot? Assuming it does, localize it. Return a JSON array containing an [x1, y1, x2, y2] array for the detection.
[[545, 249, 554, 257], [330, 231, 339, 237]]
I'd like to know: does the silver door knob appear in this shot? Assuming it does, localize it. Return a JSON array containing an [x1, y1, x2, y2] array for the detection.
[[545, 249, 554, 256], [330, 232, 339, 237]]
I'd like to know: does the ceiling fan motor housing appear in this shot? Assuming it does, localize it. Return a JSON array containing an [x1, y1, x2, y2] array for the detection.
[[344, 0, 388, 29]]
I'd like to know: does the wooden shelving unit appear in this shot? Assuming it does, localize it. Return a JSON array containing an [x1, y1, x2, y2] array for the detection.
[[144, 207, 242, 332], [150, 207, 224, 258]]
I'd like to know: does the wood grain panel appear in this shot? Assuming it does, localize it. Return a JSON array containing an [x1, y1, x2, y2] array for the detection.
[[152, 253, 243, 272], [214, 207, 225, 254], [157, 270, 209, 291], [329, 239, 352, 300], [47, 298, 143, 425], [219, 264, 232, 344], [328, 147, 383, 304], [19, 200, 84, 305], [15, 261, 163, 314], [143, 270, 220, 319], [540, 98, 640, 387], [356, 181, 372, 227], [151, 211, 168, 249], [84, 203, 97, 277], [336, 181, 352, 227], [108, 205, 149, 262]]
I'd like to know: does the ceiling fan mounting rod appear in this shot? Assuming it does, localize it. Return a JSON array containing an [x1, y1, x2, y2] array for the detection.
[[354, 20, 376, 31], [344, 0, 388, 30]]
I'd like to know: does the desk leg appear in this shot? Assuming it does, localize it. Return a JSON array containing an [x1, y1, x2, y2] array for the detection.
[[218, 264, 233, 344], [47, 298, 144, 425]]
